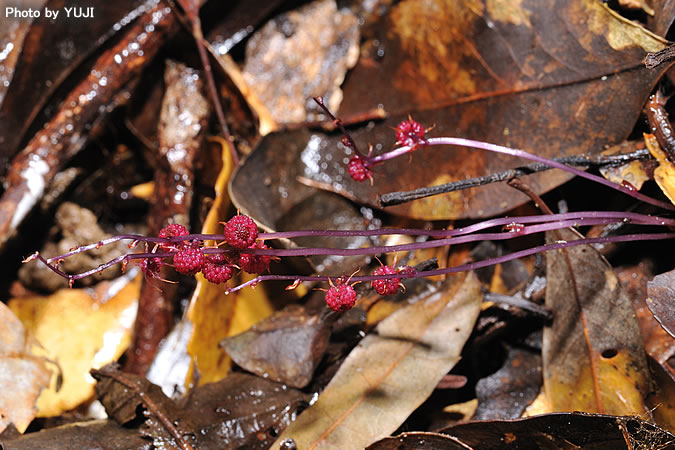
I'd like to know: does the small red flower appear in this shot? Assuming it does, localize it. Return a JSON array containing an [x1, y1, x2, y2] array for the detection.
[[325, 283, 357, 312], [348, 155, 373, 183], [173, 248, 205, 275], [223, 215, 258, 249], [240, 241, 272, 274], [371, 264, 402, 296], [395, 117, 426, 147], [158, 223, 190, 250]]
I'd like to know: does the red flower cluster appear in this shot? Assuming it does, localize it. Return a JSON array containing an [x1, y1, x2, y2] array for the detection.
[[138, 215, 271, 286]]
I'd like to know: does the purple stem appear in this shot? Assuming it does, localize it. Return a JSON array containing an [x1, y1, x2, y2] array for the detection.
[[225, 232, 675, 293], [370, 137, 675, 211], [44, 211, 675, 264]]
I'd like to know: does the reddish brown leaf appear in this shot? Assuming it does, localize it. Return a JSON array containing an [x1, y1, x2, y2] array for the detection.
[[284, 0, 670, 219]]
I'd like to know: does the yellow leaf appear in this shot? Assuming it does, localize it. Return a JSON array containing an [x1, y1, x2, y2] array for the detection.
[[186, 138, 274, 385], [645, 133, 675, 206], [9, 274, 139, 417]]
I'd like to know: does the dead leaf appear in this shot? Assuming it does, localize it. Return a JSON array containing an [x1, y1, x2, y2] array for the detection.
[[274, 272, 482, 449], [437, 412, 675, 449], [645, 132, 675, 205], [93, 364, 308, 449], [186, 135, 274, 386], [220, 305, 331, 388], [0, 302, 51, 433], [647, 268, 675, 339], [290, 0, 669, 219], [0, 419, 152, 450], [8, 273, 140, 417], [242, 0, 359, 125], [543, 227, 651, 415]]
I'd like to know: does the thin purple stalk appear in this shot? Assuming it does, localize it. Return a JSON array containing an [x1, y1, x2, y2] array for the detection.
[[370, 137, 675, 211], [225, 232, 675, 293], [42, 211, 675, 269], [241, 218, 664, 257]]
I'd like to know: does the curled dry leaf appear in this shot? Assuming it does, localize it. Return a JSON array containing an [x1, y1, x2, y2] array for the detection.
[[543, 227, 651, 415], [274, 272, 482, 449], [0, 302, 51, 433]]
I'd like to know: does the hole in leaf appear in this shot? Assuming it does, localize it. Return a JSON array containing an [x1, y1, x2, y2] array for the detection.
[[601, 348, 618, 359]]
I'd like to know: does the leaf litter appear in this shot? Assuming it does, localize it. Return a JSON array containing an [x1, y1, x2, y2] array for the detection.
[[1, 0, 675, 448]]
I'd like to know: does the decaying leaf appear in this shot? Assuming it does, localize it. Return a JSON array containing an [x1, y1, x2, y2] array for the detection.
[[543, 227, 651, 415], [274, 272, 482, 449], [0, 302, 51, 433], [645, 132, 675, 206], [289, 0, 669, 219], [9, 273, 140, 417], [435, 412, 675, 449], [0, 419, 152, 450], [647, 268, 675, 339], [242, 0, 359, 125], [220, 305, 331, 388], [92, 364, 308, 449]]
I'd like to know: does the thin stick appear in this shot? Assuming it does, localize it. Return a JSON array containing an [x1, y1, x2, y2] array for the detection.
[[379, 149, 650, 207], [374, 137, 675, 211]]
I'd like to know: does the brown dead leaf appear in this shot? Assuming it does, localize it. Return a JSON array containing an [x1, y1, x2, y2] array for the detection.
[[220, 305, 330, 388], [288, 0, 669, 220], [543, 228, 651, 415], [274, 272, 482, 449], [647, 268, 675, 339], [0, 302, 51, 433], [8, 274, 140, 417], [434, 413, 675, 449]]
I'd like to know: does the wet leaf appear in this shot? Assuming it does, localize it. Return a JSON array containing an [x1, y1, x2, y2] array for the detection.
[[647, 268, 675, 339], [543, 227, 651, 415], [367, 432, 469, 450], [92, 364, 308, 449], [242, 0, 359, 125], [220, 305, 331, 388], [0, 419, 152, 450], [186, 137, 274, 386], [291, 0, 670, 219], [473, 339, 542, 421], [9, 273, 140, 417], [0, 302, 51, 433], [438, 412, 675, 449], [274, 272, 482, 449]]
